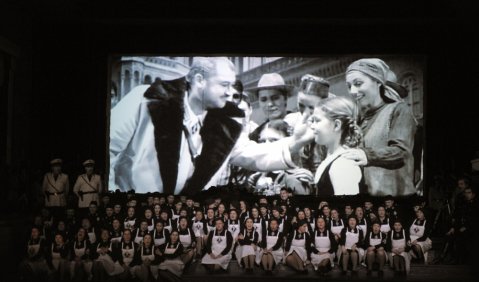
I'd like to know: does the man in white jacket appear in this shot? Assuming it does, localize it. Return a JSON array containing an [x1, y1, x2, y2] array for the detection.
[[109, 57, 312, 194]]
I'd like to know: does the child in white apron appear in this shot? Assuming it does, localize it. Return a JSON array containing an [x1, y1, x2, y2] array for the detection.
[[284, 220, 310, 274], [48, 233, 69, 281], [236, 218, 259, 273], [158, 230, 185, 277], [201, 218, 233, 273], [386, 220, 411, 277], [377, 206, 391, 234], [123, 207, 137, 231], [255, 218, 284, 274], [339, 216, 365, 275], [108, 229, 140, 279], [177, 216, 196, 265], [191, 210, 208, 258], [153, 221, 169, 247], [133, 234, 160, 282], [311, 217, 337, 275], [133, 219, 149, 245], [250, 207, 266, 243], [364, 221, 387, 277], [110, 219, 123, 244], [69, 228, 93, 281], [19, 227, 49, 281], [409, 208, 432, 261], [91, 229, 114, 281]]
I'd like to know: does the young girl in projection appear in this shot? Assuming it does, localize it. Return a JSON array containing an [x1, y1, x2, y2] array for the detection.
[[310, 96, 363, 196]]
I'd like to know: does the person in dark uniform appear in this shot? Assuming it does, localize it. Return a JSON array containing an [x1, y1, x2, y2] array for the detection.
[[339, 216, 365, 275], [386, 219, 411, 276], [364, 221, 387, 277], [284, 220, 311, 274], [446, 186, 479, 264], [384, 195, 400, 222], [235, 218, 259, 273], [256, 218, 284, 274], [123, 206, 137, 232], [201, 218, 234, 273], [310, 217, 337, 276], [100, 204, 115, 231]]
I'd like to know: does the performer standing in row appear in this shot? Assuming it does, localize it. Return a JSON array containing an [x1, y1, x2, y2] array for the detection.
[[73, 159, 103, 218], [42, 159, 69, 219]]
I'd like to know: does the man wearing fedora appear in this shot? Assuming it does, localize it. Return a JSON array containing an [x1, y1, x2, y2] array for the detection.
[[247, 73, 294, 142], [109, 57, 313, 195], [73, 159, 103, 217], [42, 158, 69, 218]]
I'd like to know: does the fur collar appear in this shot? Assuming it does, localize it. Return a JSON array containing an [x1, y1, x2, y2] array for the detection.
[[144, 78, 244, 195]]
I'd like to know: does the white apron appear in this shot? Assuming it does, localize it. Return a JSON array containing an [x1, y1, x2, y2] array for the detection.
[[87, 228, 96, 244], [179, 228, 192, 248], [50, 244, 63, 270], [389, 229, 410, 273], [367, 233, 387, 264], [132, 246, 158, 280], [193, 221, 206, 238], [330, 220, 344, 237], [253, 219, 263, 242], [164, 220, 173, 233], [110, 231, 122, 243], [380, 218, 391, 234], [159, 243, 184, 276], [255, 231, 283, 265], [235, 230, 257, 266], [27, 240, 41, 259], [124, 218, 136, 231], [357, 219, 367, 233], [121, 242, 136, 267], [409, 219, 432, 253], [96, 242, 124, 276], [153, 229, 167, 247], [227, 221, 240, 240], [206, 222, 216, 234], [70, 241, 92, 278], [285, 231, 307, 262], [134, 229, 146, 245], [201, 230, 232, 269], [311, 230, 334, 267], [344, 229, 364, 262]]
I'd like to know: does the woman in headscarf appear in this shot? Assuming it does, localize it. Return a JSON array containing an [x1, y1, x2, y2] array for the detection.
[[342, 58, 417, 196]]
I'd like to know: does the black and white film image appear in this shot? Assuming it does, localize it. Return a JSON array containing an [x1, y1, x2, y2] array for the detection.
[[108, 56, 424, 197]]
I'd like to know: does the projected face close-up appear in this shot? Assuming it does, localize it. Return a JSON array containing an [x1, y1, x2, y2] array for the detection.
[[109, 56, 424, 197]]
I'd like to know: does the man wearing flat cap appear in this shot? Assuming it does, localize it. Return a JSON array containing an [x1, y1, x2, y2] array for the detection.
[[73, 159, 103, 216], [284, 74, 336, 179], [42, 158, 69, 218]]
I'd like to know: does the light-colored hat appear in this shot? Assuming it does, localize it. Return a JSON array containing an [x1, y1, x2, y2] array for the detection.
[[247, 73, 294, 96], [83, 159, 95, 166], [50, 159, 62, 166]]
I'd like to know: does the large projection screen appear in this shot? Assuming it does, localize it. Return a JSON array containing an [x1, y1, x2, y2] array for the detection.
[[108, 56, 424, 197]]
